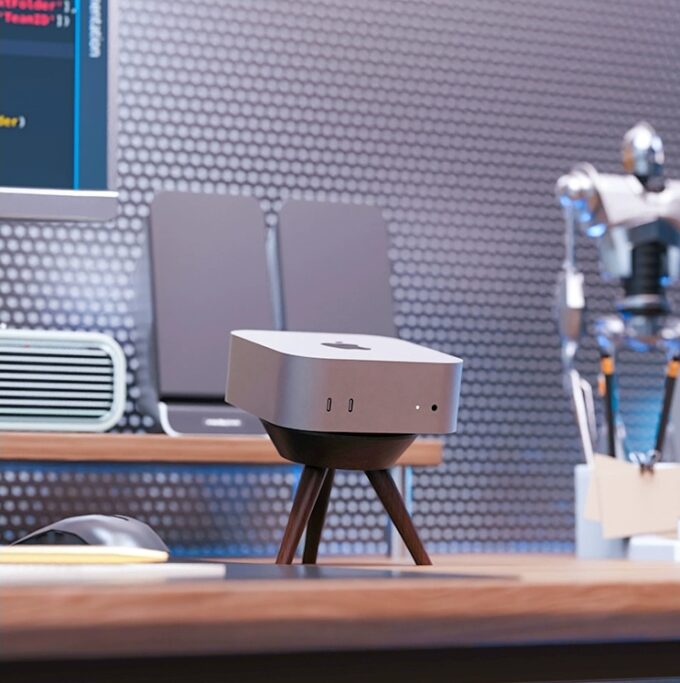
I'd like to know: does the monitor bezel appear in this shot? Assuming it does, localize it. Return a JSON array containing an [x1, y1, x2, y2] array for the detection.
[[0, 0, 119, 222]]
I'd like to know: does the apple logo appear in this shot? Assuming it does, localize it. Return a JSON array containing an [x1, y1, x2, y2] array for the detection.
[[322, 341, 371, 351]]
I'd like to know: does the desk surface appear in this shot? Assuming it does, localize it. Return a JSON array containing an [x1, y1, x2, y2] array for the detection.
[[0, 432, 442, 466], [4, 554, 680, 662]]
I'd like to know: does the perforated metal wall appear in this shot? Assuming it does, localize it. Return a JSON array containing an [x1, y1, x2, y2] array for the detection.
[[2, 0, 680, 555]]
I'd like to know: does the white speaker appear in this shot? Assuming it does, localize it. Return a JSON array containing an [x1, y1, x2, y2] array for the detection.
[[0, 329, 126, 432]]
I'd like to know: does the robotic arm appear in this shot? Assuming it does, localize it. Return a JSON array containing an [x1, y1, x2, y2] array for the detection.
[[555, 123, 680, 465], [555, 165, 598, 464]]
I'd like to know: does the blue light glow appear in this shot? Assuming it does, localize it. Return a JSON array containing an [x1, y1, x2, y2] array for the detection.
[[585, 223, 606, 238]]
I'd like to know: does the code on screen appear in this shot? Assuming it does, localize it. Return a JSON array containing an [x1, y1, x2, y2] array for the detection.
[[0, 0, 108, 190]]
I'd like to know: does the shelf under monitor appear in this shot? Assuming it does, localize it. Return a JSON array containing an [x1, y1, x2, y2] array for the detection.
[[0, 432, 443, 467]]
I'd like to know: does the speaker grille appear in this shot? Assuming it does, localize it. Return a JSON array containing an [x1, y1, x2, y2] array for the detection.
[[0, 331, 125, 431]]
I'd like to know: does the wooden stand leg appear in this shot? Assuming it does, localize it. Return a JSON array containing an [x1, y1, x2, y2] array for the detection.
[[366, 469, 432, 566], [276, 466, 328, 564], [302, 469, 335, 564]]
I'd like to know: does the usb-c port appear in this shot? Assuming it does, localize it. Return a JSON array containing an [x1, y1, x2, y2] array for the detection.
[[326, 398, 332, 412], [348, 398, 354, 413]]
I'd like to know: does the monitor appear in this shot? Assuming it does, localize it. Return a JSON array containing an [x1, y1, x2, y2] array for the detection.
[[0, 0, 117, 221]]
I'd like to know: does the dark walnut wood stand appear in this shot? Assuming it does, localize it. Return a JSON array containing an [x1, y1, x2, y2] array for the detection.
[[263, 421, 432, 566]]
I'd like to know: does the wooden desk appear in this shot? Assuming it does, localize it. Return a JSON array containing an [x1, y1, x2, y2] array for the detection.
[[0, 432, 443, 466], [4, 554, 680, 682]]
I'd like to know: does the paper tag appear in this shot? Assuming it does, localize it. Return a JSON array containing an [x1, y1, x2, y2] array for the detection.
[[589, 455, 680, 539]]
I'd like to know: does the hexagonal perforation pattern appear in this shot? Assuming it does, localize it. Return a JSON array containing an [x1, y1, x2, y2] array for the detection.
[[2, 0, 680, 555]]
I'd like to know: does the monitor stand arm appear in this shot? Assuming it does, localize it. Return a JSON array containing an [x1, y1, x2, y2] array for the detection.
[[262, 421, 432, 566]]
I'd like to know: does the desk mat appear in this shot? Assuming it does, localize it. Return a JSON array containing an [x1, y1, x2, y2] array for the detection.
[[217, 562, 513, 581], [0, 561, 514, 586]]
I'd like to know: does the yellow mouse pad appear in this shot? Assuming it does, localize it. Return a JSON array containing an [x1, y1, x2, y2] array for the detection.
[[0, 545, 168, 564]]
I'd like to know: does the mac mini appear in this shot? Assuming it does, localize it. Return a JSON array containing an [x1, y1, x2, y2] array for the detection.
[[226, 330, 463, 434]]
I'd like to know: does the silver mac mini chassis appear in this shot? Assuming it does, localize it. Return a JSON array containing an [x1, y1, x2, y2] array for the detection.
[[226, 330, 462, 435]]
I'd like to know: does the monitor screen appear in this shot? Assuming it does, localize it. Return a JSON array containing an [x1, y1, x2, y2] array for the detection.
[[0, 0, 117, 220]]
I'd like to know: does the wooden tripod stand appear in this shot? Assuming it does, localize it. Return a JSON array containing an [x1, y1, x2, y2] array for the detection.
[[263, 421, 432, 566]]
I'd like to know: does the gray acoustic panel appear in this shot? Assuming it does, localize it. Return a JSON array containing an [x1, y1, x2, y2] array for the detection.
[[2, 0, 680, 555], [279, 201, 396, 336], [149, 192, 273, 400]]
